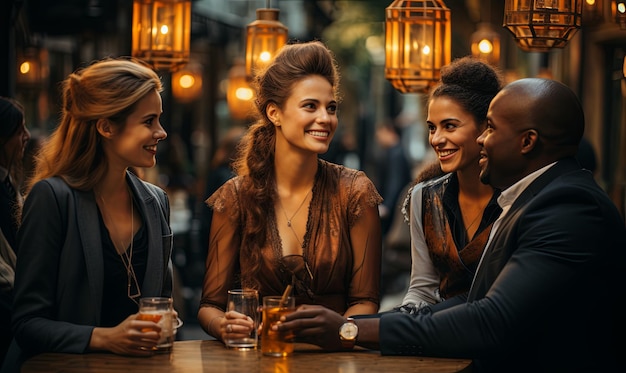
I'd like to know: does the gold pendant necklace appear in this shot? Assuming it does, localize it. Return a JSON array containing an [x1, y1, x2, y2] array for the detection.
[[98, 190, 141, 305], [279, 188, 312, 247], [280, 189, 312, 227]]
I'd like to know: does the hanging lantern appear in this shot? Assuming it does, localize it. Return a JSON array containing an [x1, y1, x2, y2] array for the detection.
[[582, 0, 603, 25], [172, 61, 203, 103], [613, 1, 626, 29], [227, 59, 256, 120], [503, 0, 582, 52], [385, 0, 452, 94], [245, 2, 288, 78], [132, 0, 191, 72], [470, 23, 501, 66]]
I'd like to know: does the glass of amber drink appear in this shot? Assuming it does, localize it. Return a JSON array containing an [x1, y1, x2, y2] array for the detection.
[[261, 295, 296, 357], [137, 297, 175, 353]]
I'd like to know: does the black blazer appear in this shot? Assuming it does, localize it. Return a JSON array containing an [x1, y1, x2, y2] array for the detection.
[[378, 158, 626, 372], [10, 172, 173, 357]]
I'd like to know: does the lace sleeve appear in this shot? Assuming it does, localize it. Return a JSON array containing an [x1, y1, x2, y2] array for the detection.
[[347, 171, 383, 228], [200, 179, 242, 311]]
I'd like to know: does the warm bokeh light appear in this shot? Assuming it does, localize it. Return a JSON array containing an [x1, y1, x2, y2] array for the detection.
[[478, 39, 493, 54], [235, 87, 254, 101], [20, 62, 31, 75], [179, 74, 195, 89]]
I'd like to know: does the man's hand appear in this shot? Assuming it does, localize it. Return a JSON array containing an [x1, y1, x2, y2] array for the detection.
[[273, 304, 346, 350]]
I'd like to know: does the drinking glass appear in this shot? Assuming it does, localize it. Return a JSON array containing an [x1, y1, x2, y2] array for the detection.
[[225, 289, 259, 350], [137, 297, 177, 353], [261, 295, 296, 357]]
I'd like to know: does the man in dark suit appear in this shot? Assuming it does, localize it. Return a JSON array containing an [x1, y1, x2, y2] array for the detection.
[[273, 78, 626, 372]]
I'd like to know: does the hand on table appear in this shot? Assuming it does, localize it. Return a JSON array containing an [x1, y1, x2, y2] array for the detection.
[[221, 310, 255, 342], [273, 304, 346, 351], [90, 314, 161, 356]]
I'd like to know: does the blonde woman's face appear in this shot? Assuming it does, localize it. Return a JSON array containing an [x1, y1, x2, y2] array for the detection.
[[427, 96, 483, 174], [272, 75, 338, 156], [109, 90, 167, 169]]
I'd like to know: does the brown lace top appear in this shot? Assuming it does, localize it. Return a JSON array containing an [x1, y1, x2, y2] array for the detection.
[[200, 160, 383, 315]]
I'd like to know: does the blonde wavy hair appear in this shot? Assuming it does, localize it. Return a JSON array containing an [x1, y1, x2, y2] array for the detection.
[[26, 57, 162, 194]]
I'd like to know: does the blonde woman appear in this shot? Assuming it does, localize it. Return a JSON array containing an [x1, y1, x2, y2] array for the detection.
[[5, 57, 173, 371]]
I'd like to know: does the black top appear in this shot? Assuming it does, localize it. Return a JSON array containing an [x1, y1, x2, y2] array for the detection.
[[98, 201, 148, 327]]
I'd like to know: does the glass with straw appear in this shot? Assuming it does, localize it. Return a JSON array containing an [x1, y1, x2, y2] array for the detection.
[[261, 285, 296, 357]]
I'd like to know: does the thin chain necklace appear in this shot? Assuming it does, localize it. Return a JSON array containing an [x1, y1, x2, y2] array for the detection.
[[98, 191, 141, 305], [279, 189, 312, 228], [279, 188, 312, 247], [464, 199, 490, 238]]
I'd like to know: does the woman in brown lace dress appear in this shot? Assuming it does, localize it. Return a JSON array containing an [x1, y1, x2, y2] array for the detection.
[[197, 41, 383, 343], [397, 57, 503, 313]]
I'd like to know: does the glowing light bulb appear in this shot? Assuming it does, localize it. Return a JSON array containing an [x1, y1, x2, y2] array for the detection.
[[235, 87, 254, 101], [20, 62, 31, 75], [179, 74, 194, 89], [478, 39, 493, 54]]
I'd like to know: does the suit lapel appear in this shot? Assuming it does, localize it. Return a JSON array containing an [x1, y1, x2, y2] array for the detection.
[[127, 173, 165, 297], [75, 189, 104, 320], [468, 158, 581, 300]]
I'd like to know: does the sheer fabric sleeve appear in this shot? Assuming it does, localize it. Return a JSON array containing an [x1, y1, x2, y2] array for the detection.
[[199, 179, 242, 312], [346, 172, 383, 308], [401, 183, 443, 308]]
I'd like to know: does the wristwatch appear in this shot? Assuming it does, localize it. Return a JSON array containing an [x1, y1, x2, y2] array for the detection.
[[339, 317, 358, 349]]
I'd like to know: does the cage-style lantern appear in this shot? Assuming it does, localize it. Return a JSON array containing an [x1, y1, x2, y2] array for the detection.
[[132, 0, 191, 72], [503, 0, 582, 52], [172, 61, 203, 103], [613, 1, 626, 29], [471, 23, 501, 66], [16, 46, 49, 89], [385, 0, 452, 94], [582, 0, 603, 25], [245, 6, 288, 78], [228, 59, 256, 120]]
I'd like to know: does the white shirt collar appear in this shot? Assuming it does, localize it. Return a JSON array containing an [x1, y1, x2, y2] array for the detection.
[[497, 162, 557, 211]]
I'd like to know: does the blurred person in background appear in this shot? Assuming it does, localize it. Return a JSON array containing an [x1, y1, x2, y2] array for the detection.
[[0, 97, 30, 366], [0, 97, 30, 254]]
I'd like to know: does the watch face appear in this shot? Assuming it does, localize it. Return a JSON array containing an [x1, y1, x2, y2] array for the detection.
[[340, 322, 358, 340]]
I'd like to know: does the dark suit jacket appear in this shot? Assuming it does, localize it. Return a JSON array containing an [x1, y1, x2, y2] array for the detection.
[[7, 172, 173, 363], [379, 158, 626, 372]]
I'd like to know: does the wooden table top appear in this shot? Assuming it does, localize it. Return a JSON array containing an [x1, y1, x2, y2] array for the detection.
[[21, 340, 473, 373]]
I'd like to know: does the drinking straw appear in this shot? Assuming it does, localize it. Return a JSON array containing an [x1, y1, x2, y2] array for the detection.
[[279, 284, 292, 308]]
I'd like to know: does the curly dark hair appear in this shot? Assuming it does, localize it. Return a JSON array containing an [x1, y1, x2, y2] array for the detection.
[[429, 56, 502, 126]]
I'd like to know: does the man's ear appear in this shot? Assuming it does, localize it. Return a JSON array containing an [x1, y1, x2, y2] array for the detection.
[[520, 129, 539, 154], [95, 119, 114, 139]]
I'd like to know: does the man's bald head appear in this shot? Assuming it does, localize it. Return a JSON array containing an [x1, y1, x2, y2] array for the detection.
[[502, 78, 584, 158]]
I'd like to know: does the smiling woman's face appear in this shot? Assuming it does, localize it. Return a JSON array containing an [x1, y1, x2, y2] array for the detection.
[[427, 96, 483, 174]]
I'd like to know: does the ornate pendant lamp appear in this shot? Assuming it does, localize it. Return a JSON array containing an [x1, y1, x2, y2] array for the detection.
[[132, 0, 191, 72], [245, 0, 288, 78], [503, 0, 582, 52], [614, 0, 626, 29], [385, 0, 452, 94]]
